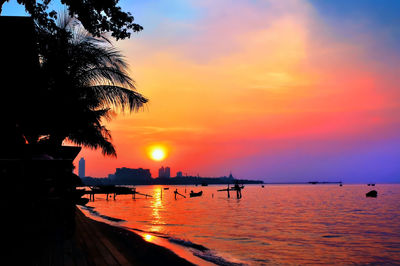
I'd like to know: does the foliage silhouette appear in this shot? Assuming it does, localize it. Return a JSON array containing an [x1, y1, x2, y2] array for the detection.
[[29, 16, 147, 156], [0, 0, 142, 40]]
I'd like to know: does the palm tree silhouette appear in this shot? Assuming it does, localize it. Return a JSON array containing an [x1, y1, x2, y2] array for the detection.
[[27, 17, 147, 156]]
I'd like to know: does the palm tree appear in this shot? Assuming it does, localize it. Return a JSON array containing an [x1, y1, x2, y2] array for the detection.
[[26, 17, 147, 156]]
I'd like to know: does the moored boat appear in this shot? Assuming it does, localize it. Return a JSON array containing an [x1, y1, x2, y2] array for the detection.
[[190, 191, 203, 197]]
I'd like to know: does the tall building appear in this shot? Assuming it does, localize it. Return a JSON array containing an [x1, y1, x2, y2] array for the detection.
[[78, 157, 85, 177], [158, 166, 165, 178], [165, 167, 171, 178], [158, 166, 171, 178]]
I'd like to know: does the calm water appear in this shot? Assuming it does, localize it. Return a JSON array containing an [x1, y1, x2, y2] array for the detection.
[[81, 184, 400, 265]]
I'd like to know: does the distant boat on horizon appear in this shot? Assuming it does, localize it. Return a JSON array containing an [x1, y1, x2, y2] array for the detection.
[[201, 183, 208, 186]]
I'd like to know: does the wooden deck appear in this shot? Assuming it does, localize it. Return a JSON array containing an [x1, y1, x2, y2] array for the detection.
[[40, 208, 193, 266], [30, 209, 131, 266], [71, 209, 131, 265], [4, 206, 193, 265]]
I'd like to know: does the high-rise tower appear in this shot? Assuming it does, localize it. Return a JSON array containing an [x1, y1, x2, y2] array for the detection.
[[78, 157, 85, 177], [158, 166, 165, 178], [165, 167, 171, 178]]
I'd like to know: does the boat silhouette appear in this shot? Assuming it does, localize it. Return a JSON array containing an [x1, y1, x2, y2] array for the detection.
[[190, 191, 203, 197]]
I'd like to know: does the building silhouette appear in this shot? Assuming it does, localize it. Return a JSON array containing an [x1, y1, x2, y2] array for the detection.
[[159, 166, 164, 178], [109, 167, 152, 185], [165, 167, 170, 178], [176, 171, 183, 177], [78, 157, 85, 177], [158, 166, 171, 178], [228, 171, 234, 179]]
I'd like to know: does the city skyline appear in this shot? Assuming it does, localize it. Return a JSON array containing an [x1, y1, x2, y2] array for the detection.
[[78, 162, 237, 180]]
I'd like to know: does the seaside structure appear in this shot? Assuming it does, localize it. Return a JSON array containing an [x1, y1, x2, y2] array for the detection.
[[176, 171, 183, 177], [78, 157, 85, 177], [1, 15, 82, 262], [1, 16, 39, 147]]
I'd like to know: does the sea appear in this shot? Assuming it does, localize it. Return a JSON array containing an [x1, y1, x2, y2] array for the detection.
[[79, 184, 400, 265]]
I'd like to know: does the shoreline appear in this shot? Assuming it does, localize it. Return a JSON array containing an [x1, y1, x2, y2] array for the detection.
[[78, 206, 215, 265]]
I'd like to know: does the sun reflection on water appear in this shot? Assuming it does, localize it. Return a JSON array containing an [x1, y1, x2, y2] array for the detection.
[[149, 186, 165, 233], [144, 234, 154, 242]]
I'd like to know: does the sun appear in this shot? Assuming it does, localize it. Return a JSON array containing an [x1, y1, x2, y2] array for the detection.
[[148, 146, 167, 161]]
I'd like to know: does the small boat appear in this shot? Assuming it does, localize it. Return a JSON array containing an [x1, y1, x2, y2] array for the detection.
[[201, 183, 208, 186], [261, 185, 264, 188], [163, 187, 169, 190], [366, 190, 377, 198], [190, 191, 203, 197]]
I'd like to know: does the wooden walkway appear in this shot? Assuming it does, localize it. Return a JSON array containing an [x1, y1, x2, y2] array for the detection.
[[71, 209, 131, 265], [5, 207, 193, 265], [36, 209, 132, 266], [84, 187, 152, 202], [48, 209, 193, 266]]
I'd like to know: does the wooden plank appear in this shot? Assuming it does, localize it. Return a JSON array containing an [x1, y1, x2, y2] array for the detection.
[[77, 210, 131, 265], [77, 210, 127, 265], [75, 211, 107, 265], [73, 218, 91, 266], [89, 223, 131, 266]]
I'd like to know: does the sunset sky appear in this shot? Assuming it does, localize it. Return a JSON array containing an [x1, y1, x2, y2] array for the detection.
[[4, 1, 400, 183]]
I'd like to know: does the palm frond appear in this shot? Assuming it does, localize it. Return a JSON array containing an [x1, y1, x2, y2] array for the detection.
[[87, 85, 148, 112], [67, 123, 116, 156]]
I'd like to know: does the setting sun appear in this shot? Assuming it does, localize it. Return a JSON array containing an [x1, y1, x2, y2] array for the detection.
[[148, 146, 167, 161]]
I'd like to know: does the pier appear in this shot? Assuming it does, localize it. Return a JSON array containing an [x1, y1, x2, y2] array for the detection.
[[85, 186, 152, 201], [217, 182, 244, 199]]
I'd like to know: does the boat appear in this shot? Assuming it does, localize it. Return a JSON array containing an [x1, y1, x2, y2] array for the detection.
[[201, 183, 208, 186], [366, 190, 377, 197], [163, 187, 169, 190], [190, 191, 203, 197]]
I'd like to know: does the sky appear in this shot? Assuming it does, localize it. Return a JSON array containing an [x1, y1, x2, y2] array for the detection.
[[3, 0, 400, 183]]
